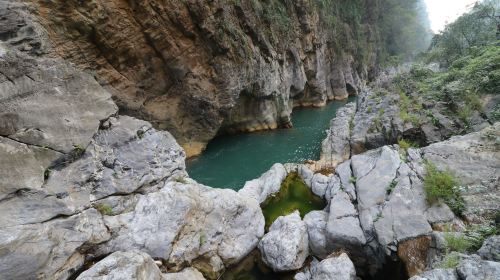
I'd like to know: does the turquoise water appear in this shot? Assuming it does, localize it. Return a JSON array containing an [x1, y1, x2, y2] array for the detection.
[[186, 97, 354, 190]]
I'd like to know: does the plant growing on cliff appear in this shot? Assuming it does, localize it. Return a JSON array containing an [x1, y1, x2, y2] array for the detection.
[[423, 162, 465, 216], [444, 233, 472, 253], [439, 252, 461, 269]]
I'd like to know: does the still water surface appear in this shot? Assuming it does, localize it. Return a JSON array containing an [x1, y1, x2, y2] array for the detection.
[[186, 97, 355, 190]]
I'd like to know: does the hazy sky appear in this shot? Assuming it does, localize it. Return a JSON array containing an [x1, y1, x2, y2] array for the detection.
[[425, 0, 479, 33]]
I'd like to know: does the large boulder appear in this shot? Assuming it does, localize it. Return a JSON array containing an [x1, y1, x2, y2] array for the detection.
[[76, 251, 163, 280], [294, 253, 357, 280], [163, 268, 206, 280], [98, 181, 264, 278], [456, 257, 500, 279], [258, 211, 309, 272]]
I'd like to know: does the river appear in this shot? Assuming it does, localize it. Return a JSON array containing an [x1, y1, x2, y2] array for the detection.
[[186, 97, 355, 190]]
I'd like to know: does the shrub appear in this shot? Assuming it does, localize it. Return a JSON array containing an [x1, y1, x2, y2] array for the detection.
[[397, 138, 418, 152], [423, 162, 465, 216]]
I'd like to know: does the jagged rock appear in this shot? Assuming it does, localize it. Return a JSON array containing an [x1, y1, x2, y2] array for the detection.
[[44, 116, 186, 212], [258, 211, 309, 272], [99, 181, 264, 278], [294, 253, 357, 280], [0, 209, 110, 280], [163, 268, 206, 280], [398, 236, 433, 277], [478, 236, 500, 261], [76, 251, 163, 280], [319, 102, 356, 167], [239, 163, 287, 203], [456, 257, 500, 280]]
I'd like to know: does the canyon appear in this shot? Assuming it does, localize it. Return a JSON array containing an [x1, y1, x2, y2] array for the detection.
[[0, 0, 498, 280]]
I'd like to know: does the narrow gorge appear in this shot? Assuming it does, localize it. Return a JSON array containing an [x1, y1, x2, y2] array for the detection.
[[0, 0, 499, 280]]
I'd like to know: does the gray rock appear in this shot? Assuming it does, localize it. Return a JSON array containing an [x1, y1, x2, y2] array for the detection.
[[294, 253, 357, 280], [0, 136, 61, 199], [421, 123, 500, 219], [0, 43, 117, 154], [258, 211, 309, 272], [320, 102, 356, 167], [239, 163, 287, 203], [44, 116, 186, 212], [311, 173, 330, 198], [409, 268, 458, 280], [0, 209, 110, 280], [100, 181, 264, 276], [304, 211, 328, 257], [335, 160, 356, 200], [298, 165, 314, 187], [478, 236, 500, 261], [457, 258, 500, 280], [76, 251, 163, 280], [163, 268, 206, 280]]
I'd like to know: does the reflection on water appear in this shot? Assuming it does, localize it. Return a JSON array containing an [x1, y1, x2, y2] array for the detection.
[[187, 97, 355, 190]]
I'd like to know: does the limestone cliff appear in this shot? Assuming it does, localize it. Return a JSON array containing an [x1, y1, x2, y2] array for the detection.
[[4, 0, 384, 156]]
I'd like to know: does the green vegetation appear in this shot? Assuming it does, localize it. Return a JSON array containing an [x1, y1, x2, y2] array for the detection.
[[386, 180, 397, 195], [44, 168, 51, 180], [439, 252, 461, 269], [444, 233, 473, 253], [349, 176, 357, 184], [423, 162, 465, 216], [95, 203, 114, 216], [397, 138, 418, 152], [261, 172, 326, 230], [174, 176, 188, 184]]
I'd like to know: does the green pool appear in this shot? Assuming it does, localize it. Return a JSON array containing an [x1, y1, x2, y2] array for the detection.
[[186, 97, 354, 190]]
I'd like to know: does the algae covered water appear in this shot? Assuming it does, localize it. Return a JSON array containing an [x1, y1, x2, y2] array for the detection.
[[187, 97, 354, 190]]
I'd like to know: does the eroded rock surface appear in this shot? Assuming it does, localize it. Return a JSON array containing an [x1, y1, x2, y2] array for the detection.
[[76, 251, 164, 280], [258, 211, 309, 272]]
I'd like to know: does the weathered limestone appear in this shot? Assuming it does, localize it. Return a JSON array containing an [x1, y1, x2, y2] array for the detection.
[[76, 251, 163, 280], [239, 163, 287, 203], [163, 268, 206, 280], [258, 211, 309, 272], [99, 181, 264, 277], [44, 116, 186, 212], [319, 102, 356, 167]]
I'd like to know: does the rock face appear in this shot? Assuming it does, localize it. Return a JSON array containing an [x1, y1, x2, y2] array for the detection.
[[76, 251, 164, 280], [478, 236, 500, 261], [258, 211, 309, 272], [2, 0, 387, 156], [319, 102, 356, 167], [0, 42, 117, 200], [294, 253, 357, 280]]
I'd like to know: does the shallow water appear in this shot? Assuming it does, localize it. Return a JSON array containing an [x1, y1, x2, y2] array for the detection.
[[187, 97, 355, 190], [262, 172, 326, 230]]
